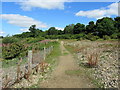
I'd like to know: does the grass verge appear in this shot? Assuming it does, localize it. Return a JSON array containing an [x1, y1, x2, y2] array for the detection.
[[29, 41, 61, 88]]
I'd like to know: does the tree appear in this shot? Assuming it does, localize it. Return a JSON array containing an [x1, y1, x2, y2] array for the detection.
[[48, 27, 58, 35], [114, 17, 120, 32], [85, 21, 95, 34], [29, 25, 36, 33], [29, 25, 38, 37], [64, 24, 74, 34], [58, 30, 64, 35], [95, 17, 116, 37], [73, 23, 85, 34]]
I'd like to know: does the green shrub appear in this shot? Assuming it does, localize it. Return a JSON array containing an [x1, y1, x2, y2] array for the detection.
[[103, 35, 111, 40], [110, 33, 118, 39], [85, 33, 99, 41], [28, 41, 58, 50], [90, 36, 100, 41], [2, 43, 27, 59], [25, 37, 45, 43], [74, 33, 85, 39], [2, 36, 19, 44]]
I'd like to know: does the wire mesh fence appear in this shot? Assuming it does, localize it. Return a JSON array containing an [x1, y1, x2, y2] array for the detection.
[[2, 46, 53, 88]]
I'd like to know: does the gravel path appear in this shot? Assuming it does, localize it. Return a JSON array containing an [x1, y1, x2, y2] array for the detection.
[[39, 41, 96, 88]]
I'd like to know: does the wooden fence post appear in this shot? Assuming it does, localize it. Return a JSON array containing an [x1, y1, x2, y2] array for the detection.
[[16, 58, 22, 82], [28, 50, 32, 75], [44, 47, 46, 61]]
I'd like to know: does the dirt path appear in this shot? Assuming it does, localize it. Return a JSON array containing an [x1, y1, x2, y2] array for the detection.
[[40, 41, 95, 88]]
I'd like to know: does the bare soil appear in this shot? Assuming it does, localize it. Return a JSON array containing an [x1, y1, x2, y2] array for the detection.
[[39, 41, 96, 88]]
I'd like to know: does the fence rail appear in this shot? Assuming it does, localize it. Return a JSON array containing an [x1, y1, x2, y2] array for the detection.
[[1, 46, 53, 88]]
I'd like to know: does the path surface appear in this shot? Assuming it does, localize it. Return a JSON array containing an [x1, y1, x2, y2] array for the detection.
[[40, 41, 95, 88]]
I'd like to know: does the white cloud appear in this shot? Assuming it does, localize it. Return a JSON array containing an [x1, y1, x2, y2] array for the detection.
[[75, 3, 118, 19], [20, 28, 29, 32], [55, 27, 64, 31], [19, 0, 68, 11], [0, 31, 5, 35], [0, 14, 48, 28]]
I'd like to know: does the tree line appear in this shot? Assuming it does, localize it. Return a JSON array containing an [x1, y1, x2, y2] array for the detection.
[[3, 17, 120, 42]]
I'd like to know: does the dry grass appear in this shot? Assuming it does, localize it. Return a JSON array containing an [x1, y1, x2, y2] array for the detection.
[[87, 53, 99, 67]]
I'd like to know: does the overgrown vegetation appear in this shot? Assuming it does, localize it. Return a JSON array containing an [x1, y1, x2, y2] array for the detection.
[[2, 43, 27, 59]]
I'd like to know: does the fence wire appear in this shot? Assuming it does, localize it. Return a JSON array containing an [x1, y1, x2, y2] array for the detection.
[[2, 46, 53, 88]]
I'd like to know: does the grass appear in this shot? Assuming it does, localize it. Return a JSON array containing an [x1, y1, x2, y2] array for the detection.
[[64, 45, 76, 54], [2, 57, 27, 68], [45, 42, 61, 64], [63, 52, 69, 55], [65, 69, 83, 76]]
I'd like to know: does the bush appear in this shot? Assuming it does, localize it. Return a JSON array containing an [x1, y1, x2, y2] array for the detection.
[[74, 33, 85, 39], [110, 33, 118, 39], [28, 41, 58, 51], [2, 43, 27, 59], [2, 36, 19, 44], [103, 35, 111, 40], [25, 37, 45, 43], [85, 33, 99, 41], [90, 36, 99, 41]]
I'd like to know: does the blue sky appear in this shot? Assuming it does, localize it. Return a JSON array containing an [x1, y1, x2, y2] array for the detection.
[[0, 1, 118, 36]]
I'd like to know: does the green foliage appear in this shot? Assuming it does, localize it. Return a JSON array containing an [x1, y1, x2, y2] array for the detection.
[[29, 25, 36, 32], [85, 33, 99, 41], [103, 35, 111, 40], [73, 23, 85, 34], [85, 21, 95, 34], [64, 24, 74, 34], [114, 17, 120, 32], [2, 43, 27, 59], [3, 36, 19, 44], [96, 17, 116, 37], [2, 57, 27, 68], [28, 41, 58, 50], [25, 37, 45, 44], [3, 16, 119, 46], [48, 27, 58, 35], [73, 33, 86, 39], [90, 36, 99, 41], [110, 33, 118, 39]]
